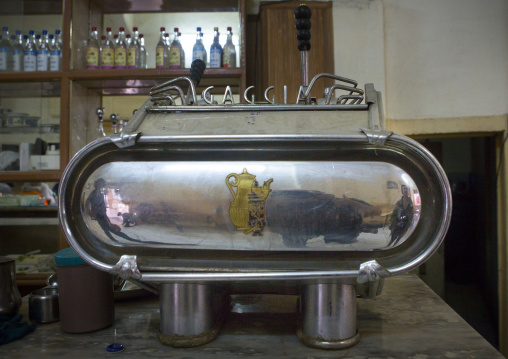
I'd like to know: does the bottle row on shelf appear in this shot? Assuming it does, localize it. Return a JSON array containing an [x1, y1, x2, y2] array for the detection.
[[85, 26, 237, 70], [0, 27, 62, 72]]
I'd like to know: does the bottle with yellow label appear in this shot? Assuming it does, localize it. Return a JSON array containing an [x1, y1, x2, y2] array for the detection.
[[100, 27, 115, 69], [155, 27, 167, 69], [127, 32, 139, 69], [86, 27, 100, 69], [168, 27, 183, 68], [114, 27, 127, 69]]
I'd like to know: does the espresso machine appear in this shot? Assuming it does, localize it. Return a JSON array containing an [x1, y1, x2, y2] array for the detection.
[[59, 5, 451, 350]]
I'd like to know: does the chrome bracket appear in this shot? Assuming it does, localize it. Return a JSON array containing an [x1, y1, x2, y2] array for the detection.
[[361, 83, 391, 145], [357, 260, 390, 299], [111, 132, 141, 148], [361, 128, 393, 146], [111, 255, 142, 280]]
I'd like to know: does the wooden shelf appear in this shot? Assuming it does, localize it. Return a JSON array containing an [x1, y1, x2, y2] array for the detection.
[[89, 0, 239, 13], [0, 170, 61, 182], [0, 81, 61, 98], [0, 72, 63, 83], [70, 68, 244, 95]]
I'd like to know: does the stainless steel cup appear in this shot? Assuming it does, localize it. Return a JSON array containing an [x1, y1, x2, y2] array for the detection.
[[29, 287, 59, 324]]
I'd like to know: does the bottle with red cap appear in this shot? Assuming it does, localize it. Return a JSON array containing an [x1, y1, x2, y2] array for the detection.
[[168, 27, 183, 68], [101, 27, 115, 69], [139, 34, 147, 69], [127, 33, 139, 69], [86, 26, 100, 69], [114, 27, 127, 69], [222, 26, 236, 68], [155, 27, 167, 69]]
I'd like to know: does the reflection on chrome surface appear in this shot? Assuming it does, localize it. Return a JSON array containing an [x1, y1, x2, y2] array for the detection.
[[81, 162, 420, 251]]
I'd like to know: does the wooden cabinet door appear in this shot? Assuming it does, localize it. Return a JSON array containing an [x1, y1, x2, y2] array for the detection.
[[256, 1, 334, 103]]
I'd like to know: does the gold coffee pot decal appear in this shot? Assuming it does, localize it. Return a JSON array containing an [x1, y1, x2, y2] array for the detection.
[[226, 168, 273, 236]]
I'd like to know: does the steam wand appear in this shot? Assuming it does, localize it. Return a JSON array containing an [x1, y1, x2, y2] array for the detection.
[[295, 4, 312, 103]]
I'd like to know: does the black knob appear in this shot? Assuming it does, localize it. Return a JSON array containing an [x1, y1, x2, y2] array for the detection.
[[295, 5, 311, 52], [295, 18, 311, 31], [294, 4, 312, 20], [189, 59, 206, 86]]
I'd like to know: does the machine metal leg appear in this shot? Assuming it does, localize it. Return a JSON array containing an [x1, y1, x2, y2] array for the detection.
[[158, 283, 227, 347], [298, 283, 360, 349]]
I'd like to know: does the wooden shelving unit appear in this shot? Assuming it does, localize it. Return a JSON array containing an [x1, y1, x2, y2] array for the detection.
[[0, 0, 247, 183]]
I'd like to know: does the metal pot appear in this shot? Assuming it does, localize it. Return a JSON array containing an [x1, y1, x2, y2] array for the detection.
[[0, 256, 22, 317]]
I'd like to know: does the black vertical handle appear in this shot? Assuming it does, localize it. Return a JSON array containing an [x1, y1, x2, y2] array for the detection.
[[294, 5, 312, 51], [189, 59, 206, 86]]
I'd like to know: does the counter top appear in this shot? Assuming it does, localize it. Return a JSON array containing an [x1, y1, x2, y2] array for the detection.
[[0, 274, 504, 358]]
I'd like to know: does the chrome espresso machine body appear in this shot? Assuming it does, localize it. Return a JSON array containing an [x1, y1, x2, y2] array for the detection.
[[59, 6, 452, 350]]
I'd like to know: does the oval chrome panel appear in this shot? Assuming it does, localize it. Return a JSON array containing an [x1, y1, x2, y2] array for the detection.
[[81, 161, 419, 251], [59, 134, 451, 278]]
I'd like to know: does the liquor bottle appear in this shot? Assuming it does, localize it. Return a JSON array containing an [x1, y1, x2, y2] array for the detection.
[[222, 26, 236, 68], [101, 29, 115, 70], [0, 27, 10, 71], [132, 27, 140, 45], [168, 28, 182, 68], [178, 32, 185, 67], [127, 33, 139, 69], [49, 34, 60, 71], [37, 31, 49, 71], [155, 27, 166, 69], [96, 108, 106, 138], [192, 27, 206, 64], [114, 27, 127, 69], [139, 34, 147, 69], [23, 35, 37, 72], [7, 35, 14, 71], [35, 34, 41, 50], [86, 27, 100, 69], [125, 34, 132, 47], [55, 29, 62, 46], [164, 33, 170, 67], [11, 31, 23, 72], [28, 30, 36, 48], [210, 27, 222, 68]]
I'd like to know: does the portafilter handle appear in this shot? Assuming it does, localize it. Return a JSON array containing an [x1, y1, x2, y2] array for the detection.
[[295, 4, 312, 88]]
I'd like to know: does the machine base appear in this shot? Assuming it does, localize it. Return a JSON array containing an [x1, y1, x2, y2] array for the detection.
[[296, 330, 360, 350]]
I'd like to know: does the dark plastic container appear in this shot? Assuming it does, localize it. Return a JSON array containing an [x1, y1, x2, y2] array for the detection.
[[55, 247, 114, 333]]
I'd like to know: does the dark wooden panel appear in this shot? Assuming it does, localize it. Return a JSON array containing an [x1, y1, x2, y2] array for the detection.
[[256, 1, 334, 103]]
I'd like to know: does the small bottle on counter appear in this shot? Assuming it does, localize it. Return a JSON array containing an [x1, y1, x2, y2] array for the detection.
[[86, 27, 100, 69]]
